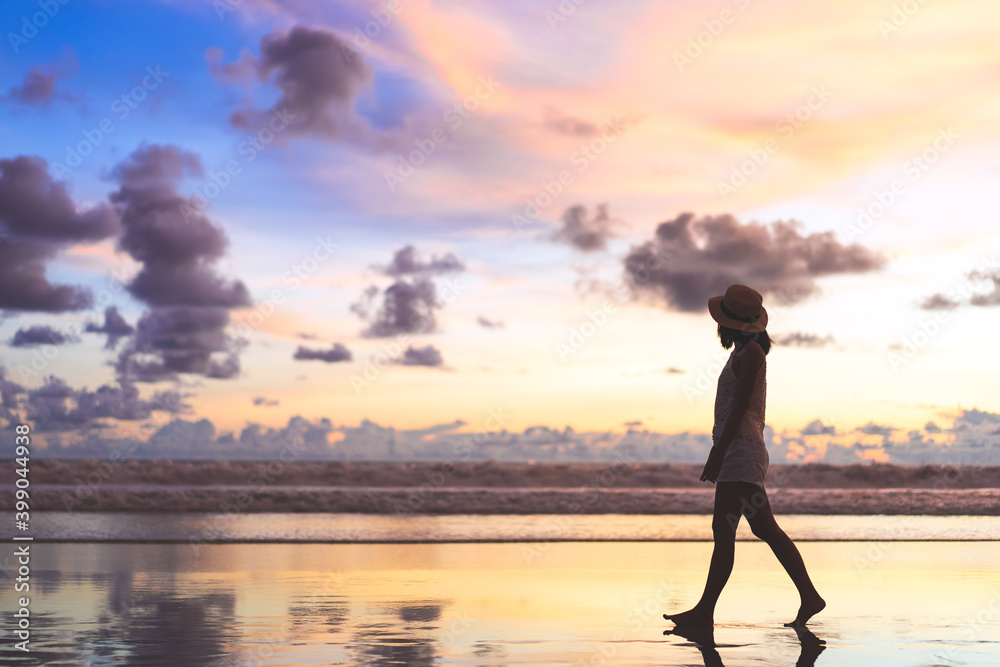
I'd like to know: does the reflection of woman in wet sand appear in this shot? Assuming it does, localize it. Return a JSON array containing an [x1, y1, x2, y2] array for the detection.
[[664, 285, 826, 628]]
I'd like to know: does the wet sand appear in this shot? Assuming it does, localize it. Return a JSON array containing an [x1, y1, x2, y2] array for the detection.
[[8, 540, 1000, 665]]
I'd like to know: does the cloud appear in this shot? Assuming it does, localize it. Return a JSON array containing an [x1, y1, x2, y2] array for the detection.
[[856, 421, 895, 436], [252, 396, 279, 406], [376, 245, 465, 277], [924, 421, 941, 433], [801, 419, 836, 436], [352, 246, 466, 338], [395, 344, 444, 367], [205, 46, 256, 87], [25, 375, 189, 432], [665, 366, 685, 374], [352, 278, 439, 337], [0, 155, 121, 312], [542, 108, 598, 137], [772, 332, 835, 348], [920, 293, 961, 310], [547, 203, 620, 252], [919, 266, 1000, 310], [1, 50, 77, 107], [220, 25, 373, 139], [0, 366, 27, 428], [85, 306, 135, 349], [968, 268, 1000, 306], [476, 315, 504, 329], [293, 342, 352, 363], [9, 325, 78, 347], [109, 144, 251, 382], [622, 212, 886, 312]]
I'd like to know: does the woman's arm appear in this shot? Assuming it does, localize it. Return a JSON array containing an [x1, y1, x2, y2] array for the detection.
[[701, 342, 764, 482]]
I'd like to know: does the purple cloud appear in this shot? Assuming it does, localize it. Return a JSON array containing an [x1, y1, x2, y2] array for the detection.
[[0, 155, 120, 312], [293, 343, 352, 363], [623, 212, 886, 312], [109, 144, 251, 382]]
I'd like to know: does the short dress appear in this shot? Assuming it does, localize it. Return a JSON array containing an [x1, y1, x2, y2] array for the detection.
[[712, 347, 768, 487]]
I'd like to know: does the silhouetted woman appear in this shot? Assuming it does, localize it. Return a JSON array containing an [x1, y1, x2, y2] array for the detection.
[[664, 284, 825, 628]]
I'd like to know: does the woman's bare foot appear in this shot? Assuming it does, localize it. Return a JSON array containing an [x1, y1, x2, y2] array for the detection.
[[664, 606, 714, 626], [784, 594, 826, 627]]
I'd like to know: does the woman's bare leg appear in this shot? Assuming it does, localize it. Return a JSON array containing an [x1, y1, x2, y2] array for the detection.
[[664, 482, 748, 625], [742, 485, 826, 626]]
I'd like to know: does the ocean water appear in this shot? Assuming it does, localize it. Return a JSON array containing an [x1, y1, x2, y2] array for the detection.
[[2, 539, 999, 666], [3, 511, 1000, 542]]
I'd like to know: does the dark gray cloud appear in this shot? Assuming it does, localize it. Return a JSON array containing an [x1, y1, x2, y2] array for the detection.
[[924, 421, 941, 433], [0, 366, 27, 428], [377, 245, 465, 277], [115, 306, 245, 382], [968, 268, 1000, 306], [920, 267, 1000, 310], [25, 375, 189, 432], [1, 51, 76, 107], [0, 155, 121, 312], [352, 278, 438, 337], [548, 203, 619, 252], [919, 293, 961, 310], [856, 422, 895, 436], [293, 342, 352, 363], [396, 345, 443, 367], [222, 25, 373, 138], [205, 46, 256, 86], [10, 324, 78, 347], [352, 246, 466, 338], [476, 315, 504, 329], [85, 306, 135, 349], [109, 144, 251, 382], [252, 396, 279, 406], [622, 212, 886, 312], [543, 108, 598, 137], [772, 332, 835, 348], [801, 419, 836, 436]]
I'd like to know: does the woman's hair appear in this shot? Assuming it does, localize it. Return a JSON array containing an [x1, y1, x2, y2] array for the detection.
[[717, 324, 771, 355]]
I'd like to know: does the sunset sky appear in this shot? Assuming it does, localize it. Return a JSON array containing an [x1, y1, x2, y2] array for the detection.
[[1, 0, 999, 457]]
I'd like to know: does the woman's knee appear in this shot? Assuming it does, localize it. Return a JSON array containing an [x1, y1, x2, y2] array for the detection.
[[749, 517, 782, 541]]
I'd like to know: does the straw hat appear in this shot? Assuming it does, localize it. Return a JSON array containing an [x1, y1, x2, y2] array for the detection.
[[708, 284, 768, 332]]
